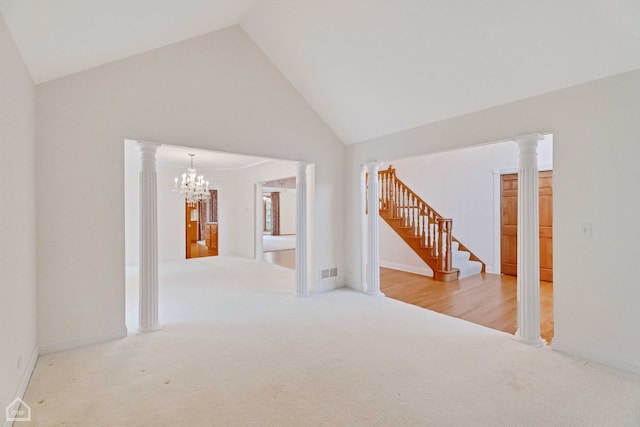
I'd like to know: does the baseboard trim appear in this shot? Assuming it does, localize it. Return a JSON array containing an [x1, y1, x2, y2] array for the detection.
[[485, 264, 500, 274], [552, 338, 640, 374], [38, 326, 128, 355], [16, 345, 38, 398], [3, 345, 39, 427], [380, 261, 433, 277], [313, 280, 344, 293]]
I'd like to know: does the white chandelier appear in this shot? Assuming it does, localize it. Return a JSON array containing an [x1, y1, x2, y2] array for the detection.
[[173, 154, 210, 206]]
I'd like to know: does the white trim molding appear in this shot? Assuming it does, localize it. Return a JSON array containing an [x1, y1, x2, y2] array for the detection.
[[360, 165, 368, 292], [4, 344, 40, 427], [552, 338, 640, 375], [295, 162, 310, 296], [380, 261, 432, 277], [38, 326, 128, 355], [255, 181, 264, 260]]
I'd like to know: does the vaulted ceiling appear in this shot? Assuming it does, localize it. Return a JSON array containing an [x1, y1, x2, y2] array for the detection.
[[2, 0, 639, 144], [0, 0, 257, 83]]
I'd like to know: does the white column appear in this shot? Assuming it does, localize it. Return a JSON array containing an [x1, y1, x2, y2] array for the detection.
[[514, 133, 545, 346], [365, 162, 384, 296], [295, 162, 309, 296], [255, 182, 264, 260], [137, 142, 161, 333], [360, 165, 368, 292]]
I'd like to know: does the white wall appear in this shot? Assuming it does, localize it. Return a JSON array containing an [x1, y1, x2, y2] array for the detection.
[[380, 137, 552, 275], [36, 26, 344, 352], [278, 190, 296, 235], [0, 12, 38, 419], [346, 69, 640, 373]]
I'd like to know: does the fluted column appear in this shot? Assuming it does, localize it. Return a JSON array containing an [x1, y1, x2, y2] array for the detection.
[[365, 162, 384, 296], [514, 133, 545, 346], [137, 142, 161, 333], [255, 182, 264, 260], [360, 165, 368, 292], [295, 162, 309, 296]]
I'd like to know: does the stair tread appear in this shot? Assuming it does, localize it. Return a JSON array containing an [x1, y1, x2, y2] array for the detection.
[[379, 192, 484, 281], [458, 261, 483, 279]]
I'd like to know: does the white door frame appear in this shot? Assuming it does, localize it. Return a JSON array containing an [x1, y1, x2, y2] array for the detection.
[[254, 162, 314, 295]]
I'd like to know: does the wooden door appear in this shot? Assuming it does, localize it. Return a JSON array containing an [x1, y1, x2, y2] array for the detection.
[[500, 171, 553, 281], [500, 174, 518, 277], [538, 172, 553, 281], [185, 203, 198, 258], [205, 223, 218, 256]]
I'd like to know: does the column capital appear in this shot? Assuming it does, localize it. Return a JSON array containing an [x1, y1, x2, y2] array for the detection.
[[364, 161, 383, 170], [296, 161, 309, 173], [136, 141, 161, 151], [513, 133, 544, 146]]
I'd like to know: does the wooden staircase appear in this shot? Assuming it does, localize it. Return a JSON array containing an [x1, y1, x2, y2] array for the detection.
[[374, 166, 485, 282]]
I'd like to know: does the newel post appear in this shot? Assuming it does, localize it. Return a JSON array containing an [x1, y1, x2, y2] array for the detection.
[[513, 133, 545, 346]]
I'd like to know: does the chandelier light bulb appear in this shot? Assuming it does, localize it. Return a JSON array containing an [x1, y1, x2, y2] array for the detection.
[[173, 154, 210, 206]]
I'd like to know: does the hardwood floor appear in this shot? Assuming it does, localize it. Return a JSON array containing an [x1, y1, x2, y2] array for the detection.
[[380, 268, 554, 343], [263, 249, 296, 270], [188, 242, 217, 259]]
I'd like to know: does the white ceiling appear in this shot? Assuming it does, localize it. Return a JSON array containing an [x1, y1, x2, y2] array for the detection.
[[2, 0, 640, 144], [0, 0, 256, 83], [242, 0, 640, 143]]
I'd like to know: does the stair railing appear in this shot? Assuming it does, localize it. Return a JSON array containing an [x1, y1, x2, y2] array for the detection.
[[377, 166, 455, 275]]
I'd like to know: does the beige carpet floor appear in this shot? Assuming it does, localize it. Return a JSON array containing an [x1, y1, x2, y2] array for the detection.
[[22, 257, 640, 426]]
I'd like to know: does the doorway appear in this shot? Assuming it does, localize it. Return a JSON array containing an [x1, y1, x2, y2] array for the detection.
[[185, 189, 219, 259], [261, 177, 297, 269], [376, 136, 554, 341], [500, 171, 553, 281]]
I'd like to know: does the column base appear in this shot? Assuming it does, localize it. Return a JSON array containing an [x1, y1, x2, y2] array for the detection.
[[360, 282, 368, 293], [364, 290, 385, 297], [294, 291, 310, 297], [137, 326, 162, 334], [513, 330, 546, 347]]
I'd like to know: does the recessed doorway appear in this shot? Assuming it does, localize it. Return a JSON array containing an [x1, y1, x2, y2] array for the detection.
[[261, 177, 296, 269], [185, 190, 218, 259], [377, 135, 554, 342]]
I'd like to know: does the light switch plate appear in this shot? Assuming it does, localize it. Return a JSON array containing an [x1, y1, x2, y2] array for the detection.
[[579, 223, 592, 237]]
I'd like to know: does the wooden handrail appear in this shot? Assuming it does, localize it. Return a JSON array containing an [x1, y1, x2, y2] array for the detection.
[[379, 166, 445, 220], [373, 166, 485, 278]]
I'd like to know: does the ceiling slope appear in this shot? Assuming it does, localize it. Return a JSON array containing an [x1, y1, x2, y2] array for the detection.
[[242, 0, 640, 144], [0, 0, 257, 83]]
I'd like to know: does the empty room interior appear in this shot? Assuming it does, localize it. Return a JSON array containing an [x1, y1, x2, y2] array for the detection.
[[2, 1, 640, 425]]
